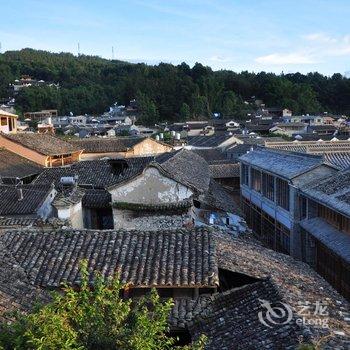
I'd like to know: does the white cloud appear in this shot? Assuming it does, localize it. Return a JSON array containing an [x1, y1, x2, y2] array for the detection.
[[255, 53, 316, 65], [255, 33, 350, 67], [303, 33, 338, 43]]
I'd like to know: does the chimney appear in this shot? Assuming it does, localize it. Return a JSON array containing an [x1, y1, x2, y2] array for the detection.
[[17, 187, 23, 201]]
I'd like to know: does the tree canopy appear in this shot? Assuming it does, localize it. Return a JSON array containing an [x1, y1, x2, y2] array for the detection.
[[0, 261, 205, 350], [1, 49, 350, 122]]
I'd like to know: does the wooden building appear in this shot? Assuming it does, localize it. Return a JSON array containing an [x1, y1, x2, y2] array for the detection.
[[0, 109, 17, 134], [0, 133, 83, 167]]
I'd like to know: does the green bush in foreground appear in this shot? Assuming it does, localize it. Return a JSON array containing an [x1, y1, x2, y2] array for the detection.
[[0, 261, 205, 350]]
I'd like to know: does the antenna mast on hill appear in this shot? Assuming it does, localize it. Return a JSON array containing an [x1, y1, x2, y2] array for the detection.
[[112, 46, 114, 60], [77, 42, 80, 56]]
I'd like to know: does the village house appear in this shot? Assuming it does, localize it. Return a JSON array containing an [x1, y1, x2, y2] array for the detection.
[[270, 122, 308, 136], [239, 147, 337, 258], [69, 136, 173, 160], [1, 226, 349, 348], [24, 109, 58, 123], [0, 109, 18, 134], [0, 133, 83, 167], [32, 150, 240, 231]]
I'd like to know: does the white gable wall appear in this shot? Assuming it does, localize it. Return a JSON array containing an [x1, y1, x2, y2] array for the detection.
[[110, 167, 193, 204]]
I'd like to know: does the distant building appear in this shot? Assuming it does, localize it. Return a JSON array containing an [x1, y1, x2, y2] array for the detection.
[[0, 109, 18, 134], [270, 122, 308, 136], [24, 109, 58, 123], [69, 137, 173, 160], [11, 76, 59, 94]]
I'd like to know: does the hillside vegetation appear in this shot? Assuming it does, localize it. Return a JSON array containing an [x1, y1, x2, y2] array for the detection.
[[1, 49, 350, 122]]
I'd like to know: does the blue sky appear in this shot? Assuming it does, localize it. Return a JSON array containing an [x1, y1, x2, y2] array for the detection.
[[1, 0, 350, 75]]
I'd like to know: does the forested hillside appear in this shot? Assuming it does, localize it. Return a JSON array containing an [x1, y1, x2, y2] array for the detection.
[[1, 49, 350, 122]]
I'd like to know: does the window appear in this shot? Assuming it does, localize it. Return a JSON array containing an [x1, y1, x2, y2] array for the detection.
[[251, 168, 261, 193], [262, 172, 275, 201], [276, 178, 290, 211], [0, 117, 7, 126], [241, 163, 249, 186]]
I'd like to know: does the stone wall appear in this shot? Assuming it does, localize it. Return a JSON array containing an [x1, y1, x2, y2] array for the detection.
[[113, 209, 192, 230]]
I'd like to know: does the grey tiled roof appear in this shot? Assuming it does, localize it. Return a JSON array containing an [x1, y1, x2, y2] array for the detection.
[[0, 133, 81, 156], [69, 136, 146, 153], [189, 279, 301, 350], [192, 148, 227, 164], [301, 168, 350, 217], [239, 147, 324, 179], [187, 135, 233, 147], [201, 180, 239, 213], [300, 218, 350, 264], [0, 148, 43, 180], [34, 157, 153, 189], [212, 232, 350, 346], [0, 227, 218, 288], [0, 184, 53, 216], [82, 189, 111, 208], [0, 238, 49, 323], [226, 144, 254, 161], [156, 149, 211, 193], [209, 163, 240, 178]]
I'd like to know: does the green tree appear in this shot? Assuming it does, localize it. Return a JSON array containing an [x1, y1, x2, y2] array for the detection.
[[0, 261, 205, 350], [192, 95, 209, 119], [137, 92, 159, 126], [179, 103, 191, 120]]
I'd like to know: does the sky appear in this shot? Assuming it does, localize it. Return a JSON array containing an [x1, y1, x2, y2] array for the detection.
[[1, 0, 350, 75]]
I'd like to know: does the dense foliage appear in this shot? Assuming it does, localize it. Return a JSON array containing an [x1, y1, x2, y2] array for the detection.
[[1, 49, 350, 122], [0, 261, 205, 350]]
